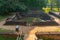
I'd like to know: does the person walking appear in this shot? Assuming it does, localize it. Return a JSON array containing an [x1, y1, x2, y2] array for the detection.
[[16, 25, 20, 40]]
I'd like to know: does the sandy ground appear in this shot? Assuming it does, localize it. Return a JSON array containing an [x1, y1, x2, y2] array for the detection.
[[0, 22, 60, 40], [0, 18, 60, 40]]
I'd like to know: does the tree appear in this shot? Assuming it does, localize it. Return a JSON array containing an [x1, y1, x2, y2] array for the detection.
[[0, 0, 27, 15], [55, 0, 60, 12], [23, 0, 47, 10], [0, 0, 47, 15]]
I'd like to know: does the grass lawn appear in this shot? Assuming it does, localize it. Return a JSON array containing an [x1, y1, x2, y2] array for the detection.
[[0, 15, 7, 21], [0, 28, 13, 32], [0, 28, 16, 40], [0, 35, 16, 40], [19, 17, 45, 22], [18, 17, 45, 25]]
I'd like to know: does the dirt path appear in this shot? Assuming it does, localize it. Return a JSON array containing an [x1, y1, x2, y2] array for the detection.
[[0, 17, 60, 40]]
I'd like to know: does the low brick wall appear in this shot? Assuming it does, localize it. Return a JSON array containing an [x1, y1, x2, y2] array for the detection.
[[49, 12, 60, 18], [36, 32, 60, 40], [4, 21, 27, 26], [32, 21, 59, 26], [4, 20, 59, 26], [0, 32, 60, 40], [0, 32, 17, 37]]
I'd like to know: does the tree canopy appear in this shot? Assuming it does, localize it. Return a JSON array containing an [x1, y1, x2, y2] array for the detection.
[[0, 0, 46, 15]]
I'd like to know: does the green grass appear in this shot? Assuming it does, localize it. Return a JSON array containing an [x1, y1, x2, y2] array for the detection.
[[0, 28, 13, 32], [17, 17, 45, 25], [0, 35, 16, 40], [0, 28, 16, 40], [0, 15, 6, 21], [19, 17, 44, 22], [18, 17, 45, 25]]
